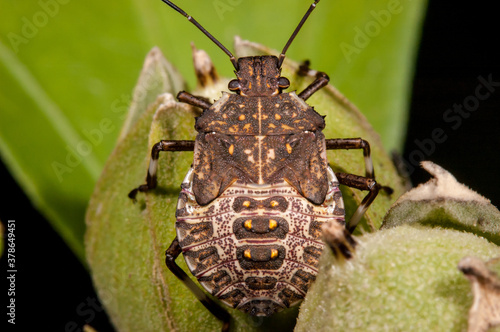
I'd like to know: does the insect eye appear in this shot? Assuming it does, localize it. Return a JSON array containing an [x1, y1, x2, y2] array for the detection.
[[228, 79, 241, 91], [278, 77, 290, 89]]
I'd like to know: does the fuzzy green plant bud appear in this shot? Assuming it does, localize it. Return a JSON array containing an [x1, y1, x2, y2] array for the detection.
[[383, 161, 500, 244], [296, 225, 499, 331]]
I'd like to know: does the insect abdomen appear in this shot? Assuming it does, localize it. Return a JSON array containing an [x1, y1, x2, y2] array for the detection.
[[175, 166, 344, 316]]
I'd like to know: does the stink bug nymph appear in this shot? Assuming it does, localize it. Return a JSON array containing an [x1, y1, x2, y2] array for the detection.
[[129, 1, 391, 330]]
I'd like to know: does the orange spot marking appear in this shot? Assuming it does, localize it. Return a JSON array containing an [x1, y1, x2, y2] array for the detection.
[[270, 249, 278, 259], [244, 219, 252, 230], [281, 124, 295, 130], [269, 219, 278, 230], [244, 249, 252, 259]]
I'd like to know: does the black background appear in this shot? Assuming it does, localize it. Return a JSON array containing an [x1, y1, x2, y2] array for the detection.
[[1, 1, 499, 331], [404, 1, 500, 205]]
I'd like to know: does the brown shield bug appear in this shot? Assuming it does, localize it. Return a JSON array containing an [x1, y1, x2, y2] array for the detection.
[[129, 1, 392, 330]]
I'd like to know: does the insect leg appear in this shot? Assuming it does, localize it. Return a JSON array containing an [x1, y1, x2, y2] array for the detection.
[[322, 218, 357, 260], [165, 237, 231, 332], [325, 138, 392, 231], [295, 60, 330, 100], [177, 91, 213, 110], [128, 140, 195, 200], [325, 138, 375, 178], [297, 71, 330, 101], [335, 172, 382, 233]]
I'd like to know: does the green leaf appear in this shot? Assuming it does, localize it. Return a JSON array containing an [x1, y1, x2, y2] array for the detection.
[[0, 0, 426, 265], [0, 41, 99, 260], [0, 1, 155, 261]]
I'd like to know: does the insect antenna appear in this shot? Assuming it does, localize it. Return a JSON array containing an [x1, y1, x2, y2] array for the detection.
[[278, 0, 320, 68], [159, 0, 239, 70]]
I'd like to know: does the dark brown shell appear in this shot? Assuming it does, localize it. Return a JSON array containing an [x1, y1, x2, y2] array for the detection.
[[192, 91, 328, 206]]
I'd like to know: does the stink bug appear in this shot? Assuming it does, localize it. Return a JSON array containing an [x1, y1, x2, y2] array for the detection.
[[129, 0, 391, 330]]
